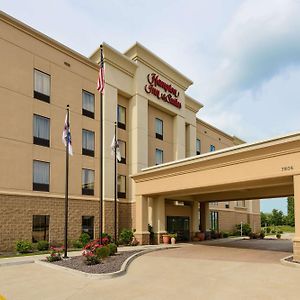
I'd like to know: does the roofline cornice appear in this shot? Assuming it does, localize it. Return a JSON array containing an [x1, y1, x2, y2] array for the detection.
[[0, 10, 99, 71]]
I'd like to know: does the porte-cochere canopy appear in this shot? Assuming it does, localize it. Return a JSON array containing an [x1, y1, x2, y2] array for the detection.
[[132, 132, 300, 261]]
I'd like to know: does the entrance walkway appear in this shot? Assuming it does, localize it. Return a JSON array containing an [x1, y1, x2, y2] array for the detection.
[[0, 244, 299, 299]]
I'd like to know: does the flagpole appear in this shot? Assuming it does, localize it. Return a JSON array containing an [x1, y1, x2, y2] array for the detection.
[[99, 45, 103, 244], [64, 104, 70, 259], [114, 121, 117, 243]]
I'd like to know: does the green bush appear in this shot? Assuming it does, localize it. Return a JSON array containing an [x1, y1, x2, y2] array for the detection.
[[84, 253, 101, 265], [108, 243, 118, 256], [259, 231, 265, 239], [102, 233, 112, 243], [119, 228, 134, 245], [37, 240, 49, 251], [222, 232, 229, 238], [16, 240, 33, 253], [235, 223, 252, 236], [79, 233, 91, 246], [72, 240, 83, 249], [96, 245, 110, 259]]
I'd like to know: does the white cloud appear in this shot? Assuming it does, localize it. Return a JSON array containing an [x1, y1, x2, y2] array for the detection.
[[207, 0, 300, 102]]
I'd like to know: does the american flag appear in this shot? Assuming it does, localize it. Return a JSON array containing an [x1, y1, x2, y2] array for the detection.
[[62, 111, 73, 156], [97, 46, 105, 94]]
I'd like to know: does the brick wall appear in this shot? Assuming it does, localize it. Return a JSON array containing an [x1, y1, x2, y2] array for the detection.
[[0, 194, 133, 251]]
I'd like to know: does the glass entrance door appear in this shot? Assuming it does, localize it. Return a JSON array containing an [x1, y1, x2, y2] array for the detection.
[[167, 216, 190, 241]]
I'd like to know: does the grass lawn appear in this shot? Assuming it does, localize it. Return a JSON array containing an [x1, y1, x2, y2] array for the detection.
[[262, 225, 295, 234]]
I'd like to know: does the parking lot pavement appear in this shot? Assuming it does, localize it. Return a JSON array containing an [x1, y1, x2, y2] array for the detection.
[[200, 237, 293, 253], [1, 243, 300, 300]]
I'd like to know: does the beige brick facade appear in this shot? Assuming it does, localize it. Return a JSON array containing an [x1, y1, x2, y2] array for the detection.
[[0, 194, 132, 251]]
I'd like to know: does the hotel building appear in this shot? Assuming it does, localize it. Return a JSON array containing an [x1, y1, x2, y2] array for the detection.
[[0, 11, 260, 251]]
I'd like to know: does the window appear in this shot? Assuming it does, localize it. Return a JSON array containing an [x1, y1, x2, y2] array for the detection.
[[82, 90, 95, 118], [82, 216, 94, 239], [82, 169, 94, 195], [155, 148, 163, 165], [117, 105, 126, 130], [236, 200, 246, 207], [196, 139, 201, 155], [118, 140, 126, 164], [32, 215, 50, 242], [33, 114, 50, 147], [117, 175, 126, 198], [82, 129, 95, 157], [210, 211, 219, 231], [155, 118, 163, 140], [33, 160, 50, 192], [210, 144, 216, 152], [34, 69, 50, 102]]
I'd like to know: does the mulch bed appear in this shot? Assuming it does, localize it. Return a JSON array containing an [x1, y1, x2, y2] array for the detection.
[[50, 250, 142, 274]]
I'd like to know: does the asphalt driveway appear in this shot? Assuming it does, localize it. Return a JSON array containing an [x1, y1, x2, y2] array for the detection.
[[0, 242, 299, 300]]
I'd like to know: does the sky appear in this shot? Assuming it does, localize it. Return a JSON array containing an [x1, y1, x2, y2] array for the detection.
[[1, 0, 299, 214]]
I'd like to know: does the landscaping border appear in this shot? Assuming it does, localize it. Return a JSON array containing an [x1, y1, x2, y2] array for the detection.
[[35, 246, 178, 279], [280, 255, 300, 268]]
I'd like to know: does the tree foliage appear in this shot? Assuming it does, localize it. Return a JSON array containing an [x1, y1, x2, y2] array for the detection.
[[286, 196, 295, 226]]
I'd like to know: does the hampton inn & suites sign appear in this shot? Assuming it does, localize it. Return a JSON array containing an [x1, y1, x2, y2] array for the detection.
[[144, 73, 182, 109]]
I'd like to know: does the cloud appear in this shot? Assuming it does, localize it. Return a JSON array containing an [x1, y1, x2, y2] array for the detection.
[[208, 0, 300, 102]]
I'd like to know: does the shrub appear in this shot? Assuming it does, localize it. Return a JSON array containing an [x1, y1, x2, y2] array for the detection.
[[271, 229, 276, 234], [83, 251, 100, 265], [37, 240, 49, 251], [47, 246, 64, 262], [276, 233, 281, 239], [16, 240, 33, 253], [266, 227, 271, 234], [108, 243, 118, 256], [72, 240, 83, 249], [235, 223, 252, 236], [96, 245, 110, 259], [259, 231, 265, 239], [102, 233, 112, 244], [79, 233, 91, 246], [221, 232, 229, 238], [119, 228, 134, 245]]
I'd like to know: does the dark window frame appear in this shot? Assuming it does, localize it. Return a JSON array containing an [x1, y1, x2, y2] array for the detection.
[[82, 90, 95, 119], [33, 114, 50, 148], [82, 129, 95, 157], [196, 138, 201, 155], [32, 215, 50, 243], [82, 168, 95, 196], [117, 105, 126, 130], [33, 160, 50, 192], [155, 118, 163, 140], [118, 140, 126, 164], [155, 148, 164, 165], [82, 216, 94, 239], [33, 69, 51, 103], [118, 175, 126, 199]]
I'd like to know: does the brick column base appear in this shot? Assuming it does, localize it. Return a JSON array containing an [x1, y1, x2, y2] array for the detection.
[[135, 232, 150, 245], [293, 238, 300, 261]]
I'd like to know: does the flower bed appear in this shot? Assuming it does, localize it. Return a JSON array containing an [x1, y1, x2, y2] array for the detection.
[[50, 250, 141, 274]]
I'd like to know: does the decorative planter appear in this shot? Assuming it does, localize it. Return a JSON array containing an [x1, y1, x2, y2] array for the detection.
[[196, 232, 205, 241], [162, 234, 170, 244], [171, 237, 176, 245]]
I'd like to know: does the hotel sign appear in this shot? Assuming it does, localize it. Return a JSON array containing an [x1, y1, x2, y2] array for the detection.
[[144, 73, 182, 109]]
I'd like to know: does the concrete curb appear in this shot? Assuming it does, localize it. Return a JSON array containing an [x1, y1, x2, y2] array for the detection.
[[35, 245, 178, 279], [280, 255, 300, 268]]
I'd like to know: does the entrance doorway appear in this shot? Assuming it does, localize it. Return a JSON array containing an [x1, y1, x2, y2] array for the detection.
[[167, 216, 190, 241]]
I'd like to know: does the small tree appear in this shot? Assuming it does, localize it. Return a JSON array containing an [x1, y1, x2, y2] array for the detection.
[[287, 196, 295, 226]]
